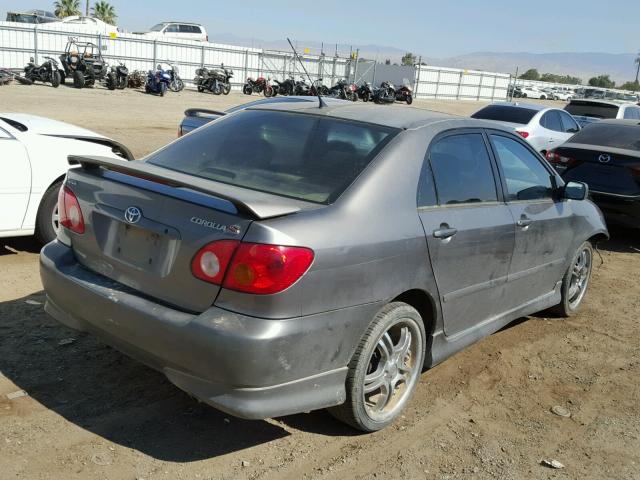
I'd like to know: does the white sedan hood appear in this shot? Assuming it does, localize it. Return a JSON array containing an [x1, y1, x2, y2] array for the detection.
[[0, 113, 109, 139]]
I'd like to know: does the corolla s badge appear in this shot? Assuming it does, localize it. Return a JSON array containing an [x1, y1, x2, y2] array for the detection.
[[598, 154, 611, 163], [124, 206, 142, 224]]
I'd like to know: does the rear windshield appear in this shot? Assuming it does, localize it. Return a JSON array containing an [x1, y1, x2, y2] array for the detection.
[[564, 101, 619, 119], [471, 105, 537, 125], [147, 109, 397, 204], [569, 123, 640, 151]]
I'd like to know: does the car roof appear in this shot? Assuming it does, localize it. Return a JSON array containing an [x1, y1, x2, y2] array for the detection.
[[595, 119, 640, 127], [569, 98, 635, 107], [247, 101, 513, 131], [160, 21, 204, 26], [484, 101, 548, 112]]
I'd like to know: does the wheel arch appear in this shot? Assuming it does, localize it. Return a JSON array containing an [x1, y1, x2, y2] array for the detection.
[[392, 289, 437, 336]]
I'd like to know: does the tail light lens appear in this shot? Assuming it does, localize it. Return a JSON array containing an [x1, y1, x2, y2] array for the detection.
[[57, 185, 85, 234], [546, 151, 580, 168], [192, 241, 315, 294], [516, 130, 529, 139], [192, 240, 240, 284], [225, 243, 314, 294]]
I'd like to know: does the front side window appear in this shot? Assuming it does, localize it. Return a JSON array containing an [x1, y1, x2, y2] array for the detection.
[[146, 110, 397, 204], [165, 24, 179, 33], [428, 133, 497, 205], [490, 135, 553, 201]]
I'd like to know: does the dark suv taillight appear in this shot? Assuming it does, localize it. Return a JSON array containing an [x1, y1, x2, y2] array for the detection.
[[57, 185, 85, 234], [191, 241, 314, 294], [546, 151, 580, 168]]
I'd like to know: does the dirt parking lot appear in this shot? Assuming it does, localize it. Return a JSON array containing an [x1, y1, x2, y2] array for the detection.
[[1, 83, 639, 480]]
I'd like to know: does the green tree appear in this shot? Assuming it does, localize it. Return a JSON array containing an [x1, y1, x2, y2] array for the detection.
[[53, 0, 81, 18], [539, 73, 582, 85], [619, 81, 640, 91], [519, 68, 540, 80], [91, 1, 117, 24], [588, 75, 616, 88], [401, 52, 417, 66]]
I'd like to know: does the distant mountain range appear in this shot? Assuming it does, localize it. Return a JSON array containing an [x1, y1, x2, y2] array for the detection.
[[213, 33, 638, 84]]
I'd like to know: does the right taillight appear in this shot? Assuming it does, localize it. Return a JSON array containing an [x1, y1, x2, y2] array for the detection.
[[191, 241, 315, 294], [58, 185, 85, 234]]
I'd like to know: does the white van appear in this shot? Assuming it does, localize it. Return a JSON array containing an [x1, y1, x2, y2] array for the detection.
[[137, 22, 208, 42]]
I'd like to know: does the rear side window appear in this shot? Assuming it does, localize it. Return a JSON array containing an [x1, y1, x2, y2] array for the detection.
[[558, 111, 580, 133], [146, 110, 397, 204], [564, 101, 619, 119], [428, 134, 497, 205], [540, 111, 563, 132], [568, 124, 640, 151], [490, 135, 553, 201], [471, 105, 537, 125]]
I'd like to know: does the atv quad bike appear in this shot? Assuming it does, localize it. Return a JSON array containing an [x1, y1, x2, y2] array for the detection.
[[59, 37, 109, 89]]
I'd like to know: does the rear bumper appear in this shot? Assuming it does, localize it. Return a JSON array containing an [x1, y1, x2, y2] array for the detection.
[[590, 191, 640, 228], [40, 241, 379, 419]]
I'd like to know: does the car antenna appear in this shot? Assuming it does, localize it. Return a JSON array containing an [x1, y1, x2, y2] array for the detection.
[[287, 37, 326, 108]]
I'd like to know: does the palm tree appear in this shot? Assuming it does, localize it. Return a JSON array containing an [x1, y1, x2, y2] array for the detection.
[[53, 0, 81, 18], [91, 1, 117, 25]]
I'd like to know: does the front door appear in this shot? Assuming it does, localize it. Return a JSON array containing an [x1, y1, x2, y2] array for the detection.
[[417, 131, 515, 337], [0, 129, 31, 232], [487, 132, 573, 309]]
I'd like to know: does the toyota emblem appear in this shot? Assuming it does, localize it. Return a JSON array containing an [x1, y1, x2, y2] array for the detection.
[[598, 154, 611, 164], [124, 206, 142, 224]]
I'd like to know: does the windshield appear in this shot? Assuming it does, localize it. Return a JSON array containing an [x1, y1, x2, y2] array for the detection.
[[569, 124, 640, 151], [146, 110, 397, 204], [150, 23, 166, 31], [471, 105, 537, 125], [564, 101, 619, 119]]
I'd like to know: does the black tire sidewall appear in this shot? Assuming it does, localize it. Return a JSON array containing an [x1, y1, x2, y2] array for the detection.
[[35, 181, 62, 245], [558, 241, 594, 316]]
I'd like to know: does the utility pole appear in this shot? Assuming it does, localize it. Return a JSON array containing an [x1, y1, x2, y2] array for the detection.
[[85, 0, 89, 16], [635, 55, 640, 84]]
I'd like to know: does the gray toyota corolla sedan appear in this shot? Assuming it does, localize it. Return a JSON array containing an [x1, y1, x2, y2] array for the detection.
[[40, 102, 608, 432]]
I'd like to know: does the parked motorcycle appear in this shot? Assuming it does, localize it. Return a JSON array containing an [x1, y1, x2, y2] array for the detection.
[[106, 62, 128, 90], [243, 76, 274, 97], [195, 64, 233, 95], [357, 82, 373, 102], [22, 56, 61, 87], [373, 81, 396, 104], [166, 63, 184, 92], [309, 78, 330, 96], [293, 79, 310, 96], [330, 79, 358, 101], [145, 65, 171, 96], [395, 84, 413, 104], [0, 69, 14, 86], [127, 70, 146, 88], [273, 77, 296, 96]]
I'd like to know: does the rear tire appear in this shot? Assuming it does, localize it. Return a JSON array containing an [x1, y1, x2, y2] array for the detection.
[[551, 241, 594, 317], [406, 94, 413, 105], [242, 84, 252, 95], [107, 72, 116, 90], [35, 181, 62, 245], [328, 302, 426, 432]]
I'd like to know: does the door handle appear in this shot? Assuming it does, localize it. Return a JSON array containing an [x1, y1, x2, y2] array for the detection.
[[517, 217, 533, 227], [433, 227, 458, 239]]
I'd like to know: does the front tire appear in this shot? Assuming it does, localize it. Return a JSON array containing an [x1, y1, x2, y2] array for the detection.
[[50, 70, 61, 88], [551, 241, 594, 316], [328, 302, 426, 432], [35, 181, 62, 245], [72, 70, 85, 89], [406, 94, 413, 105]]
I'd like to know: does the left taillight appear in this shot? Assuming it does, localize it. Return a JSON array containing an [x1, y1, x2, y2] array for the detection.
[[57, 185, 85, 234]]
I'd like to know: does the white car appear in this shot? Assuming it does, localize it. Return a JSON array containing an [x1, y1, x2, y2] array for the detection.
[[0, 114, 133, 244], [520, 86, 549, 100], [551, 90, 573, 101], [135, 22, 208, 42], [471, 102, 581, 154], [60, 16, 120, 35]]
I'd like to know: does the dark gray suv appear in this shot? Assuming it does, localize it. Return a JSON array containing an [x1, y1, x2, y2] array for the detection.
[[40, 102, 608, 432]]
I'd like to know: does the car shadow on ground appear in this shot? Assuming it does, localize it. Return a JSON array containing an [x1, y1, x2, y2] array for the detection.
[[0, 291, 356, 461], [0, 236, 41, 256]]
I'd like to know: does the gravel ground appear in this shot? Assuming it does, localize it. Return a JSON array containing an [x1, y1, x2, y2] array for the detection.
[[0, 82, 638, 480]]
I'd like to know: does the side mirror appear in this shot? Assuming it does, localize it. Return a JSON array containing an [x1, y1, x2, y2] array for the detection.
[[563, 181, 588, 201]]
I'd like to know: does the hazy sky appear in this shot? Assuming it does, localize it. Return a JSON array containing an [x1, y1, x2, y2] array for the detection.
[[2, 0, 638, 57]]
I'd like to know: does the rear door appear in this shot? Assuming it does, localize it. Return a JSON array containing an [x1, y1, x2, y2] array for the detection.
[[0, 127, 31, 232], [539, 110, 566, 152], [417, 130, 515, 337], [487, 131, 573, 308]]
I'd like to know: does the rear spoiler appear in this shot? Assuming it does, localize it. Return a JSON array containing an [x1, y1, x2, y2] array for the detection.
[[49, 135, 135, 160], [184, 108, 227, 118], [68, 155, 304, 220]]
